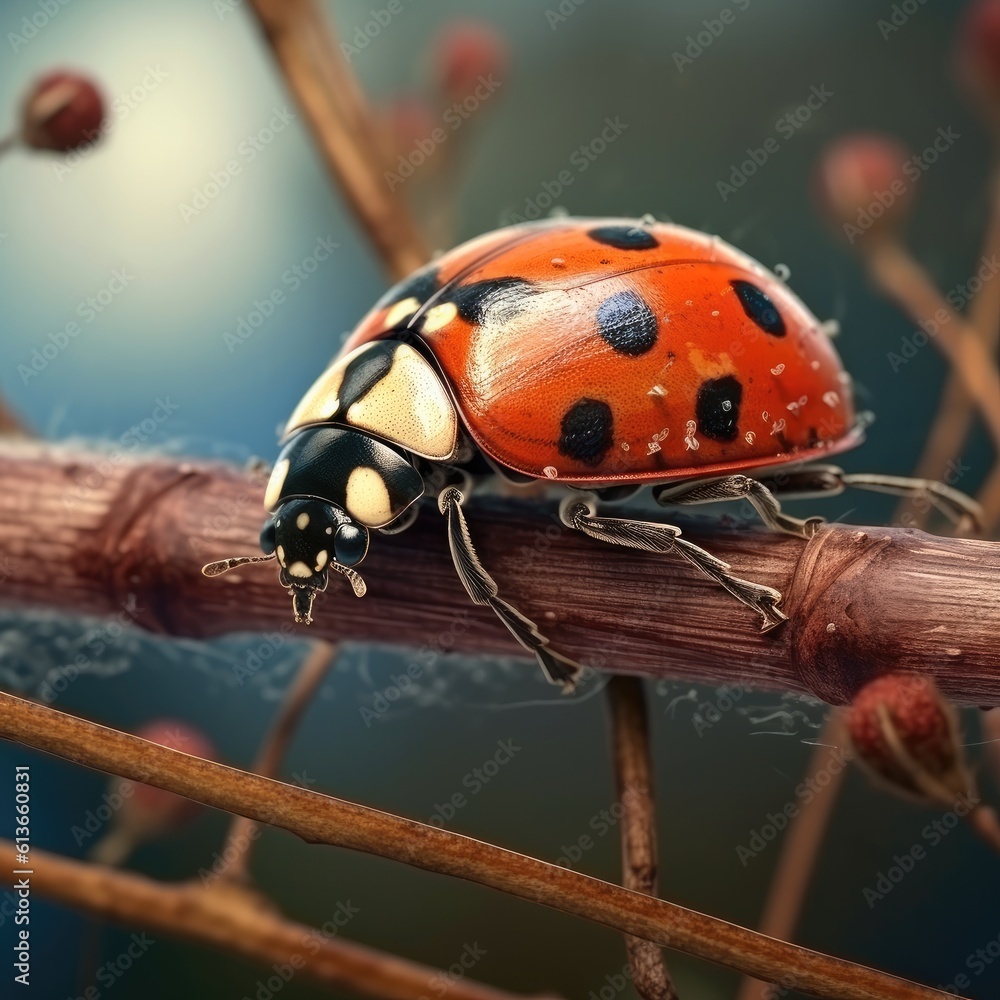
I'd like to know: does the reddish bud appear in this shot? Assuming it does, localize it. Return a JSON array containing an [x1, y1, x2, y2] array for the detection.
[[957, 0, 1000, 105], [813, 133, 914, 240], [433, 20, 508, 103], [21, 71, 104, 152], [846, 673, 973, 807]]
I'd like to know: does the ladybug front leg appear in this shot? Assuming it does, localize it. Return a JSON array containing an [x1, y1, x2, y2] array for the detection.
[[437, 485, 584, 692], [558, 496, 787, 632], [654, 475, 824, 539]]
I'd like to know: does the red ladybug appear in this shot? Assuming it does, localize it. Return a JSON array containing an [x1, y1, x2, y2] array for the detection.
[[205, 218, 979, 689]]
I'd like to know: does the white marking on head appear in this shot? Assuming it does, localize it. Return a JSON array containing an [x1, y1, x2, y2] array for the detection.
[[276, 545, 286, 565], [296, 512, 310, 530], [325, 526, 333, 534], [384, 296, 421, 328], [315, 550, 328, 571], [421, 301, 458, 333], [345, 466, 393, 526], [288, 561, 313, 578], [264, 459, 290, 511]]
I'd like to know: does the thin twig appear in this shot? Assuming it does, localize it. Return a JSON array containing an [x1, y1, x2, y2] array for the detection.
[[863, 240, 1000, 460], [222, 640, 338, 884], [605, 676, 678, 1000], [0, 691, 958, 1000], [2, 839, 546, 1000], [736, 711, 849, 1000], [246, 0, 429, 280]]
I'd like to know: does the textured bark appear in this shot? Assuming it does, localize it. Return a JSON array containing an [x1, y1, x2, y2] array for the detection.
[[1, 441, 1000, 704]]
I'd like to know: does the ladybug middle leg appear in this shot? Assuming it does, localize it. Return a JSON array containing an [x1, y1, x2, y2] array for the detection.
[[653, 475, 824, 538], [558, 495, 788, 632], [438, 483, 585, 691]]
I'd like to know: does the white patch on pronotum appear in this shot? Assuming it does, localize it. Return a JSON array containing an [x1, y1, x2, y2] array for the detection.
[[288, 561, 312, 578], [264, 459, 290, 511], [421, 301, 459, 333], [296, 512, 310, 530], [344, 466, 394, 526], [276, 545, 286, 565], [384, 296, 421, 328], [314, 550, 328, 571], [325, 526, 333, 535]]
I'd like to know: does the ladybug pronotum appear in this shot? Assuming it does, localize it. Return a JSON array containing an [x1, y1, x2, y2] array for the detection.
[[205, 218, 980, 690]]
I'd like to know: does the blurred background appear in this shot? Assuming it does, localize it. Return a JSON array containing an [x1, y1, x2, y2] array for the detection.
[[1, 0, 998, 997]]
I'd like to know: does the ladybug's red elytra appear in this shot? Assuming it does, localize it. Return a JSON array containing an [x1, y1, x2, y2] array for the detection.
[[205, 217, 981, 690]]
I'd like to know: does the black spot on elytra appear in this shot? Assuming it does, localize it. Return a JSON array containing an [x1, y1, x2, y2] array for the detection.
[[695, 376, 742, 442], [596, 289, 658, 356], [731, 280, 785, 336], [376, 266, 440, 311], [558, 399, 614, 466], [448, 277, 535, 325], [587, 224, 659, 251]]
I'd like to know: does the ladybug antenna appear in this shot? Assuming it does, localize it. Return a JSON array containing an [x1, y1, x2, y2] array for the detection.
[[330, 560, 367, 598], [201, 553, 275, 578]]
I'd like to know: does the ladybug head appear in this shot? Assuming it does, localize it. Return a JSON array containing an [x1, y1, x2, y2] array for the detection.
[[202, 497, 368, 625]]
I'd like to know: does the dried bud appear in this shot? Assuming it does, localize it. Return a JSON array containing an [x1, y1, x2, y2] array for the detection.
[[813, 133, 914, 242], [846, 673, 974, 807], [21, 71, 104, 152], [956, 0, 1000, 110], [433, 20, 508, 104], [90, 719, 214, 866]]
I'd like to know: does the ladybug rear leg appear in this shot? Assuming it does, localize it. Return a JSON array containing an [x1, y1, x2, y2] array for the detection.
[[438, 484, 585, 691], [559, 496, 787, 632], [653, 475, 824, 539], [756, 465, 982, 532]]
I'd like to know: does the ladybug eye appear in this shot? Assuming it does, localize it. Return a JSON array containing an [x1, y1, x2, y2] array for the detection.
[[259, 519, 277, 555], [334, 524, 369, 566]]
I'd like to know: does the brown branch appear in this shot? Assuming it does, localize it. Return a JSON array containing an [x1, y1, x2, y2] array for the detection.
[[736, 711, 849, 1000], [605, 676, 677, 1000], [2, 441, 1000, 704], [222, 640, 338, 884], [0, 692, 957, 1000], [2, 839, 543, 1000], [246, 0, 428, 280]]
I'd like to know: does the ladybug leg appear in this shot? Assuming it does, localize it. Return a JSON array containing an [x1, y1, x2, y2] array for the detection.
[[559, 495, 787, 632], [758, 464, 983, 531], [437, 484, 585, 692], [653, 475, 824, 539]]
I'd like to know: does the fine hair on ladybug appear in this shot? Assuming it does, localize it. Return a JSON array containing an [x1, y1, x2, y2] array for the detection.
[[204, 216, 982, 691]]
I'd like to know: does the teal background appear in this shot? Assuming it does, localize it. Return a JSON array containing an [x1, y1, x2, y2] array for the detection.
[[0, 0, 998, 997]]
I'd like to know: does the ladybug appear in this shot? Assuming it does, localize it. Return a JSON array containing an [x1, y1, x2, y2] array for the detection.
[[204, 218, 980, 689]]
